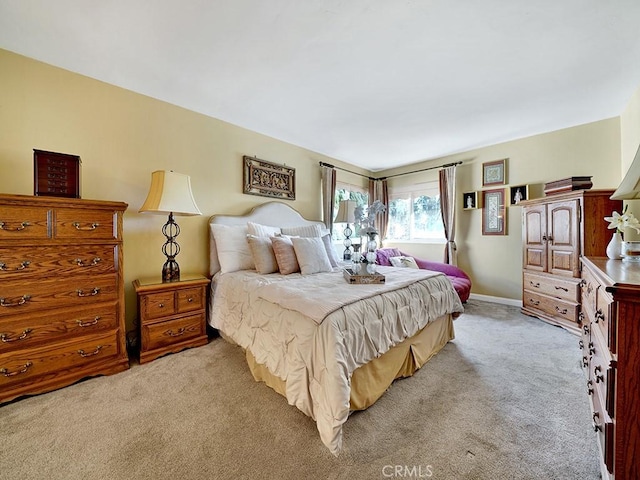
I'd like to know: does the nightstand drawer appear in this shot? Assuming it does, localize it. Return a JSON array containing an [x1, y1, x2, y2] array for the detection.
[[142, 313, 205, 351], [142, 291, 177, 319], [177, 287, 205, 313]]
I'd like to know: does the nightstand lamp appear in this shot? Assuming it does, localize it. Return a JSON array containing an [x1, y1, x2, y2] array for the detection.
[[139, 170, 202, 282], [335, 200, 357, 261]]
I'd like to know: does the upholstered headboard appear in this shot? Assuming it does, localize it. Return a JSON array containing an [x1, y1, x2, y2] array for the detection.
[[208, 201, 326, 276]]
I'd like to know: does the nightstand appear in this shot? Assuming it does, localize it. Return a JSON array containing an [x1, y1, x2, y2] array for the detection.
[[133, 275, 209, 364]]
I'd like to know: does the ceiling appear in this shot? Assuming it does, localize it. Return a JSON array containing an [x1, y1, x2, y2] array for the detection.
[[1, 1, 640, 171]]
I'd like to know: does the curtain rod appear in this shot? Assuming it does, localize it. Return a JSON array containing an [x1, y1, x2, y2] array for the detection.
[[319, 160, 462, 181]]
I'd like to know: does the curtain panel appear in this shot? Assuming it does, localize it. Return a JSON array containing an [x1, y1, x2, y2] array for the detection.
[[321, 165, 337, 232], [439, 165, 457, 265]]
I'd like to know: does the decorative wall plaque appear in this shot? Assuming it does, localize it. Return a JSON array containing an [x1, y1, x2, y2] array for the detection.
[[243, 156, 295, 200]]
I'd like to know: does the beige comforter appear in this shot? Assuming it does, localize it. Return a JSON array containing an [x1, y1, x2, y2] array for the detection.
[[208, 266, 464, 455]]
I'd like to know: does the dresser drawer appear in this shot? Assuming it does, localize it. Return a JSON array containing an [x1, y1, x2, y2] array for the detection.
[[580, 267, 599, 315], [0, 206, 51, 240], [523, 271, 579, 302], [142, 312, 206, 351], [0, 303, 119, 353], [177, 286, 205, 313], [54, 209, 117, 240], [0, 245, 116, 279], [0, 331, 121, 388], [523, 291, 579, 323], [0, 274, 118, 317], [595, 287, 616, 354], [589, 381, 615, 475]]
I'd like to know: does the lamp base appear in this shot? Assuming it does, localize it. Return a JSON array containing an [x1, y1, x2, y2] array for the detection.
[[162, 258, 180, 282]]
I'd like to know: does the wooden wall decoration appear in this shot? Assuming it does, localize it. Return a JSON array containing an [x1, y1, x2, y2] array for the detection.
[[243, 156, 295, 200]]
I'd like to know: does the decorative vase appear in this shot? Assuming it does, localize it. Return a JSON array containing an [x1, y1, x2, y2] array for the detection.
[[606, 231, 623, 259]]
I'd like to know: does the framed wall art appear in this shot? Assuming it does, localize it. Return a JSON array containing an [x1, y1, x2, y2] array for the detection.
[[243, 156, 295, 200], [509, 184, 529, 205], [482, 158, 507, 186], [482, 188, 506, 235], [462, 191, 479, 210]]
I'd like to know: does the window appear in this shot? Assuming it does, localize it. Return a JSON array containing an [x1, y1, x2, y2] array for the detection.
[[333, 182, 368, 240], [387, 182, 445, 241]]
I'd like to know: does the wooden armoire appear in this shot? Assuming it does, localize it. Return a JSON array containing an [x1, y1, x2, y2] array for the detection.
[[520, 189, 621, 334]]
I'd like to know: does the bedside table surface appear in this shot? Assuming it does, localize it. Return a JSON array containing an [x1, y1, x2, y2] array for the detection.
[[133, 274, 209, 292]]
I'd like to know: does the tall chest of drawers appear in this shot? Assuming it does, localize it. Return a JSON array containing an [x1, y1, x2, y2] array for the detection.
[[520, 190, 621, 333], [580, 256, 640, 480], [0, 194, 129, 403]]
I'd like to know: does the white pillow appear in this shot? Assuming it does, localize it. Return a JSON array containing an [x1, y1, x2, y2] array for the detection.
[[246, 234, 279, 274], [247, 221, 281, 238], [210, 224, 255, 273], [389, 256, 419, 269], [292, 237, 333, 275], [321, 233, 340, 267], [281, 224, 322, 238]]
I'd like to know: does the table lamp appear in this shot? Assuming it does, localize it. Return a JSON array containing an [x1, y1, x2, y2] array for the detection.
[[139, 170, 202, 282], [335, 200, 357, 261]]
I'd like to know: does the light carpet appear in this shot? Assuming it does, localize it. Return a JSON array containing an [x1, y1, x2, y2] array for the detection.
[[0, 300, 600, 480]]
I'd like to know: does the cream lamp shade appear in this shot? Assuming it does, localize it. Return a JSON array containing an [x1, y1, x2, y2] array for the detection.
[[139, 170, 202, 215], [335, 200, 357, 261], [334, 200, 357, 224], [611, 144, 640, 200], [139, 170, 201, 282]]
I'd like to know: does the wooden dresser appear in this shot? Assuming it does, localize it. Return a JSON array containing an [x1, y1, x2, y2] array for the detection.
[[0, 194, 129, 403], [520, 190, 621, 333], [579, 257, 640, 479]]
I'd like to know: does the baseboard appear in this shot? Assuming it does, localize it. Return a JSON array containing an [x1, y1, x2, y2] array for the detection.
[[469, 293, 522, 308]]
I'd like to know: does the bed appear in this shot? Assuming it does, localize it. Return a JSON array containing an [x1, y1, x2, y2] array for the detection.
[[207, 202, 464, 455]]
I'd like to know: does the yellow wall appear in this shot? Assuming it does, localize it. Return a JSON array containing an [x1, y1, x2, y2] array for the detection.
[[0, 49, 367, 333], [383, 118, 621, 300]]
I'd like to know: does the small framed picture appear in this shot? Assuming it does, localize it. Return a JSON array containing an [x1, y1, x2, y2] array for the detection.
[[509, 185, 529, 205], [463, 191, 479, 210], [482, 188, 506, 235], [482, 158, 507, 186]]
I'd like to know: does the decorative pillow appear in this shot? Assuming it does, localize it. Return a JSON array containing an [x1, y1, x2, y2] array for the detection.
[[321, 233, 340, 268], [271, 236, 300, 275], [281, 224, 322, 238], [246, 234, 279, 274], [247, 221, 281, 238], [389, 256, 419, 269], [210, 224, 255, 273], [292, 237, 333, 275]]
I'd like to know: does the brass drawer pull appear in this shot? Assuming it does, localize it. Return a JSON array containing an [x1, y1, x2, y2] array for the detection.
[[587, 379, 594, 396], [582, 356, 588, 368], [578, 340, 584, 350], [554, 286, 568, 292], [529, 281, 540, 288], [72, 222, 100, 231], [578, 279, 586, 288], [0, 295, 31, 307], [165, 328, 186, 337], [588, 342, 596, 355], [75, 257, 101, 267], [77, 288, 100, 297], [594, 309, 605, 324], [594, 365, 604, 383], [1, 328, 33, 343], [528, 298, 540, 306], [187, 297, 194, 303], [0, 261, 31, 271], [0, 362, 33, 377], [76, 316, 101, 327], [592, 412, 601, 432], [0, 221, 30, 231], [555, 306, 568, 315], [77, 345, 103, 357]]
